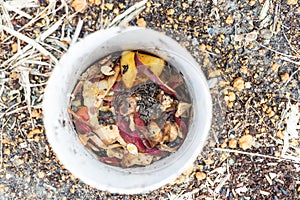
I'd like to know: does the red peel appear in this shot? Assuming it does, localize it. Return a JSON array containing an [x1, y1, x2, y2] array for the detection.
[[117, 114, 162, 156], [74, 119, 91, 134], [98, 156, 121, 167], [133, 112, 145, 127], [76, 106, 89, 121], [135, 54, 178, 97]]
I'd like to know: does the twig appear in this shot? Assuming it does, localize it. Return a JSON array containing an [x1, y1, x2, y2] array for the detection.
[[214, 173, 230, 195], [0, 102, 21, 119], [39, 18, 64, 41], [99, 0, 105, 29], [108, 0, 148, 28], [16, 67, 34, 128], [281, 155, 300, 163], [281, 56, 300, 65], [0, 25, 58, 67], [283, 68, 299, 88], [4, 104, 42, 116], [3, 1, 32, 19], [214, 148, 286, 161], [70, 19, 83, 46], [259, 43, 299, 59], [272, 3, 280, 34], [0, 0, 13, 29], [1, 0, 66, 45]]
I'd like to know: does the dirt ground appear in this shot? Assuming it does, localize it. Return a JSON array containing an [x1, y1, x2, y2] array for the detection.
[[0, 0, 299, 199]]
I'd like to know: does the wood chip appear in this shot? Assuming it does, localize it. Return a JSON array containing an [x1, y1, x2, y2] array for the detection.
[[11, 42, 18, 53], [276, 130, 285, 139], [204, 158, 214, 165], [105, 3, 114, 10], [265, 174, 272, 185]]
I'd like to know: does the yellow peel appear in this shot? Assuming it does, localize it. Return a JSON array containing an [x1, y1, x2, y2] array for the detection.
[[120, 51, 137, 89], [137, 52, 165, 76]]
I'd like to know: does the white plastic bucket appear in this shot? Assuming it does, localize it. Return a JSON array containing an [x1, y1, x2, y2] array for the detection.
[[43, 27, 212, 194]]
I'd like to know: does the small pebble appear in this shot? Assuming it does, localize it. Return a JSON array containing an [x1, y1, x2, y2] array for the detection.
[[136, 18, 147, 27], [249, 0, 256, 6], [228, 139, 237, 148], [233, 77, 245, 91], [269, 172, 277, 179], [260, 190, 270, 196], [245, 82, 252, 89], [167, 9, 174, 15], [195, 172, 206, 181], [276, 130, 284, 139], [260, 29, 273, 40], [70, 187, 75, 194], [228, 92, 236, 101], [37, 171, 45, 179], [228, 158, 235, 165], [4, 148, 10, 155], [225, 15, 234, 25], [238, 135, 253, 150], [280, 73, 289, 82]]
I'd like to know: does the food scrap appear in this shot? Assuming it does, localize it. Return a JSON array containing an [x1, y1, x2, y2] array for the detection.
[[69, 51, 192, 168]]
